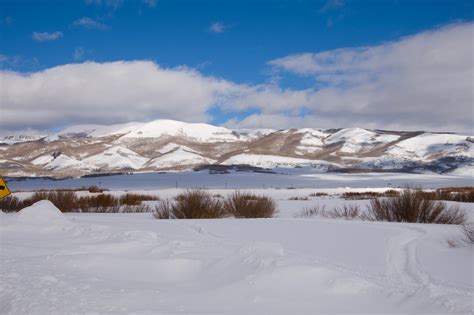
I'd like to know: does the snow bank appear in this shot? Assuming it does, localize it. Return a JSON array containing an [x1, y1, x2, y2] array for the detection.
[[1, 213, 472, 314], [17, 200, 69, 225]]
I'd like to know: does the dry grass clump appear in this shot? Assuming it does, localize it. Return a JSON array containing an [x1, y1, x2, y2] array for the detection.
[[342, 190, 399, 200], [84, 185, 108, 193], [28, 191, 79, 212], [0, 191, 156, 213], [119, 193, 159, 206], [0, 196, 29, 213], [365, 188, 466, 224], [325, 204, 360, 220], [462, 223, 474, 244], [224, 191, 276, 218], [295, 204, 360, 220], [78, 194, 120, 213], [155, 190, 225, 219], [420, 187, 474, 203], [154, 190, 277, 219], [32, 186, 109, 193], [309, 192, 328, 197], [295, 205, 326, 218], [288, 196, 309, 201]]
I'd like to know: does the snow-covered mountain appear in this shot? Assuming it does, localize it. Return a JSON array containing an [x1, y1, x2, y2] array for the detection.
[[0, 119, 472, 178]]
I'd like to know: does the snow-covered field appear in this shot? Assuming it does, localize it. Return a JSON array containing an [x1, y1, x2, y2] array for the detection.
[[1, 200, 473, 314], [1, 171, 473, 314]]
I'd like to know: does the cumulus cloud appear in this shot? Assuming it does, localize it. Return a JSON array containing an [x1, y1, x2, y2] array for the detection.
[[0, 61, 242, 131], [73, 17, 109, 30], [2, 23, 473, 134], [32, 31, 63, 42], [266, 23, 474, 133]]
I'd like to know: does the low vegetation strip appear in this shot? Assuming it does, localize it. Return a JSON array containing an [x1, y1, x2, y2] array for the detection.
[[297, 188, 468, 225], [154, 190, 277, 219], [0, 187, 469, 225], [364, 189, 467, 224], [340, 187, 474, 202], [0, 190, 158, 213]]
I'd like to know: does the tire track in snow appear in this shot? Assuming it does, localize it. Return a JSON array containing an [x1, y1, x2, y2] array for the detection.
[[385, 225, 473, 313]]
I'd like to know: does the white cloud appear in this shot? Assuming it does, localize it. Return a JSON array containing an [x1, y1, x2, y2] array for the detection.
[[32, 31, 63, 42], [2, 24, 473, 134], [265, 23, 474, 133], [0, 61, 243, 131], [73, 17, 109, 30], [209, 22, 226, 34]]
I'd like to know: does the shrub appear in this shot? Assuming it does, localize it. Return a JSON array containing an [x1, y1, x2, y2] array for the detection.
[[288, 196, 309, 201], [121, 204, 152, 213], [325, 204, 360, 220], [119, 193, 159, 206], [78, 194, 120, 213], [0, 196, 29, 212], [86, 185, 108, 193], [27, 191, 78, 212], [421, 187, 474, 203], [155, 190, 225, 219], [295, 205, 325, 218], [365, 188, 466, 224], [224, 191, 276, 218], [462, 223, 474, 244], [153, 200, 173, 219], [309, 192, 328, 197]]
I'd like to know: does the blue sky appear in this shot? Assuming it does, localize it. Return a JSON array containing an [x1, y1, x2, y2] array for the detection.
[[1, 0, 473, 133]]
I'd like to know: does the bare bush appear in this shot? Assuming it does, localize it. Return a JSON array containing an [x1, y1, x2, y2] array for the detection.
[[153, 200, 173, 219], [27, 191, 79, 212], [154, 190, 225, 219], [78, 194, 120, 213], [288, 196, 309, 201], [121, 204, 152, 213], [342, 190, 399, 200], [0, 196, 29, 212], [295, 205, 325, 218], [224, 191, 276, 218], [462, 223, 474, 244], [119, 193, 159, 206], [365, 188, 467, 224], [325, 204, 360, 220], [309, 192, 328, 197], [85, 185, 108, 193], [420, 187, 474, 203]]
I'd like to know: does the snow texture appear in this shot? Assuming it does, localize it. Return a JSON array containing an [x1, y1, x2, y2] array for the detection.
[[1, 198, 472, 314]]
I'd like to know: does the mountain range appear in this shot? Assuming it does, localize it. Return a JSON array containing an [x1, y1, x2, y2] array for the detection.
[[1, 119, 472, 178]]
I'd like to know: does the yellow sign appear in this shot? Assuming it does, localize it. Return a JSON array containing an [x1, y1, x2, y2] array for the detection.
[[0, 177, 11, 200]]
